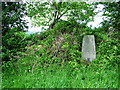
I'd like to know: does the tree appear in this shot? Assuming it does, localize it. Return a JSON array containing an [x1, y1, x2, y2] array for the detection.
[[2, 2, 28, 36], [27, 1, 95, 30], [101, 2, 120, 34], [93, 2, 120, 66], [2, 2, 28, 61], [102, 1, 120, 57]]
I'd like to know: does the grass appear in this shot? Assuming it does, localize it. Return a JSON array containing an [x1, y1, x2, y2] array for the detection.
[[2, 63, 118, 88], [2, 36, 119, 88]]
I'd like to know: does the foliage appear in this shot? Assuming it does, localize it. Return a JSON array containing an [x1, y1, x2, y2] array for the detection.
[[2, 2, 119, 88], [2, 2, 28, 36], [93, 2, 120, 67], [2, 2, 28, 61], [95, 2, 120, 41], [27, 1, 95, 29], [101, 2, 120, 33], [2, 19, 119, 88]]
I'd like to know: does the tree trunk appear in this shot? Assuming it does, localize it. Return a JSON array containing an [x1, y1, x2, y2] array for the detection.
[[49, 22, 56, 29]]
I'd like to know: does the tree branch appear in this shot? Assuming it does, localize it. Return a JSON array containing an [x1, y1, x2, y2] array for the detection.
[[57, 9, 68, 20]]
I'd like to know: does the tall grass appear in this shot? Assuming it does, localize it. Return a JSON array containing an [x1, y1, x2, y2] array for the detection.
[[2, 63, 118, 88]]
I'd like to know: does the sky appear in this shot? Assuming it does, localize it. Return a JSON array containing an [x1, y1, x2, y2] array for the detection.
[[87, 4, 105, 28], [24, 4, 105, 34]]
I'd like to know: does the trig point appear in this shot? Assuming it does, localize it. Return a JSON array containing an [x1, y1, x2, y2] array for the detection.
[[82, 35, 96, 62]]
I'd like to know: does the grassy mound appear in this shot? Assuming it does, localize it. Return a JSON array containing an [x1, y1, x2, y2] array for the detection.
[[2, 21, 119, 88]]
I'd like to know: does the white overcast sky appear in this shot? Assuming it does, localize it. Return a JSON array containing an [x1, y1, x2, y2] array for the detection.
[[24, 4, 105, 34], [87, 4, 105, 28]]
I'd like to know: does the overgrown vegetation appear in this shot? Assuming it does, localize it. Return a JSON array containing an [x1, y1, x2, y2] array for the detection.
[[2, 2, 28, 62], [2, 1, 119, 88]]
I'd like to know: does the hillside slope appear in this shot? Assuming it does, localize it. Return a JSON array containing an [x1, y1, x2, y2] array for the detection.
[[2, 21, 119, 88]]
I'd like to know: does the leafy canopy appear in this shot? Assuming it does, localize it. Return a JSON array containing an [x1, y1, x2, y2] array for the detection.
[[27, 1, 95, 29], [2, 2, 28, 61]]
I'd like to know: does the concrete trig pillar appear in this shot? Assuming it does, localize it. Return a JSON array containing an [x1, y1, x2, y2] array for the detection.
[[82, 35, 96, 62]]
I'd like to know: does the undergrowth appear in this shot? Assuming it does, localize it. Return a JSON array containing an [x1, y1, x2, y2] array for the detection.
[[2, 21, 119, 88]]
